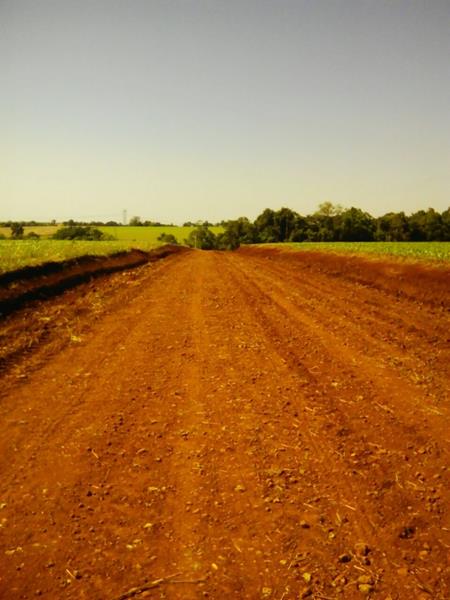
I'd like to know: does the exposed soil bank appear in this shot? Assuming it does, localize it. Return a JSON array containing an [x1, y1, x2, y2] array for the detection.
[[0, 245, 185, 317], [239, 246, 450, 308], [0, 250, 449, 599]]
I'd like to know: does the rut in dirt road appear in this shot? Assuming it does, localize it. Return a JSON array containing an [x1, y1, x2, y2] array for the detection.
[[0, 249, 449, 600]]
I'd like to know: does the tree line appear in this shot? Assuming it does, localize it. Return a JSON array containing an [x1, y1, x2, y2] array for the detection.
[[2, 204, 449, 247], [186, 204, 450, 250]]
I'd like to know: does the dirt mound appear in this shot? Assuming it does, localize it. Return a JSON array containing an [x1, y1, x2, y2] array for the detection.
[[239, 245, 450, 308], [0, 244, 185, 317]]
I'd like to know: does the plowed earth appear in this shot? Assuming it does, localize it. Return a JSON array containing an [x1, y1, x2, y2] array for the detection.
[[0, 248, 449, 600]]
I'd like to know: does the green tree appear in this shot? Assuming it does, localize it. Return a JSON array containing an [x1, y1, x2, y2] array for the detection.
[[216, 229, 240, 250], [375, 212, 410, 241], [222, 217, 257, 245], [52, 226, 112, 240], [337, 207, 375, 241], [274, 207, 298, 241], [289, 215, 309, 241], [185, 225, 217, 249], [440, 207, 450, 240], [409, 208, 445, 241], [254, 208, 278, 242], [312, 202, 344, 241], [157, 232, 178, 244], [254, 207, 299, 242]]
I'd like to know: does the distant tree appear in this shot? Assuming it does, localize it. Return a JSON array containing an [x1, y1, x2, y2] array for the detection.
[[409, 208, 445, 241], [289, 215, 309, 242], [253, 207, 299, 242], [129, 216, 142, 226], [224, 217, 258, 245], [375, 212, 410, 241], [336, 207, 375, 241], [185, 225, 217, 250], [254, 208, 279, 242], [312, 202, 344, 241], [441, 207, 450, 241], [216, 231, 240, 250], [52, 226, 113, 241], [157, 232, 178, 244], [274, 207, 298, 241], [10, 222, 24, 238], [316, 201, 344, 217]]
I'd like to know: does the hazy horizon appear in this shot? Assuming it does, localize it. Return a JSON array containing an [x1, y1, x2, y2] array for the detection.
[[1, 0, 449, 224]]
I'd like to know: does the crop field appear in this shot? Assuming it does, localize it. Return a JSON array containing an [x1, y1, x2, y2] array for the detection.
[[0, 224, 223, 243], [0, 239, 157, 273], [1, 245, 449, 598], [99, 225, 223, 242], [278, 241, 450, 261], [0, 225, 60, 238], [1, 237, 448, 278], [0, 226, 225, 273]]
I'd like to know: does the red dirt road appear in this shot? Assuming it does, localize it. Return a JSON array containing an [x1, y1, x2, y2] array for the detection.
[[0, 249, 449, 599]]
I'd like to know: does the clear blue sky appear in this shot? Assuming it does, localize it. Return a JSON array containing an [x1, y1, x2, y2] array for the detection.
[[1, 0, 449, 223]]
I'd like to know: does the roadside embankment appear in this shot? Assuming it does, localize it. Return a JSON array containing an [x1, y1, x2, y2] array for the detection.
[[0, 244, 186, 317]]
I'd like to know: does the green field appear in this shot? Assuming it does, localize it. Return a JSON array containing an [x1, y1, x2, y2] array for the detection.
[[0, 240, 158, 273], [0, 225, 226, 273], [0, 225, 223, 243], [1, 234, 448, 275], [0, 226, 59, 238], [98, 225, 223, 243], [277, 241, 450, 262], [0, 225, 228, 273]]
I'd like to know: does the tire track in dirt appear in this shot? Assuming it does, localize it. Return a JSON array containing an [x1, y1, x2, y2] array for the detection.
[[230, 253, 450, 424], [171, 253, 369, 598], [237, 251, 450, 404], [228, 253, 449, 473], [221, 252, 449, 598]]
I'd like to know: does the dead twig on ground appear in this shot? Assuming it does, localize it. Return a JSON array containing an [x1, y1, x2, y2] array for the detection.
[[115, 572, 208, 599]]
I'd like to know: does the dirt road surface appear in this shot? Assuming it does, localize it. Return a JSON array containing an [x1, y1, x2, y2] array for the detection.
[[0, 248, 449, 599]]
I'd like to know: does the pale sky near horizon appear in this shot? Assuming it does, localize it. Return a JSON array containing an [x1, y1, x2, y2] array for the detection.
[[1, 0, 449, 223]]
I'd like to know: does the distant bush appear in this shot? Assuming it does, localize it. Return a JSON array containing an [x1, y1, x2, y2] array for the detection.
[[26, 232, 40, 239], [52, 226, 114, 241], [157, 232, 178, 244]]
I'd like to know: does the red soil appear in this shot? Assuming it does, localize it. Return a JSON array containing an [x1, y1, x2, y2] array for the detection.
[[0, 248, 449, 599]]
